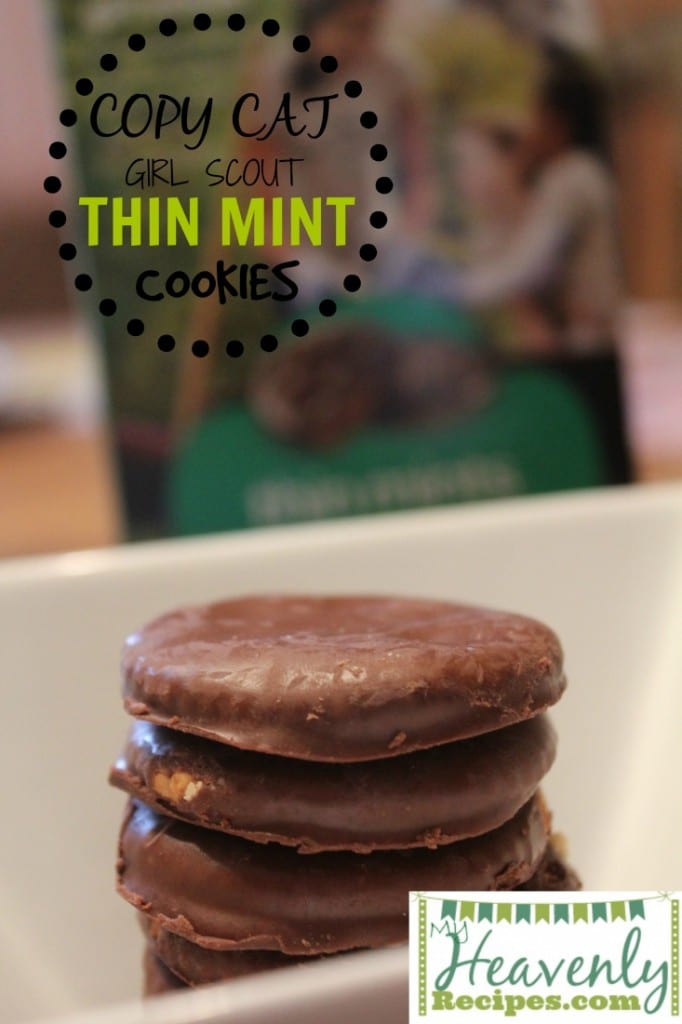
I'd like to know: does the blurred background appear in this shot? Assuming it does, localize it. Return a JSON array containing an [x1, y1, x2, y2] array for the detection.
[[2, 0, 682, 558]]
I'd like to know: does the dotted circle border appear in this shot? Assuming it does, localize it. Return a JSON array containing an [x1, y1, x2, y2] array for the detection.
[[46, 12, 393, 357]]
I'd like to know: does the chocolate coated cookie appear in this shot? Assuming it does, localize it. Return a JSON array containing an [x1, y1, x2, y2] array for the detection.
[[117, 794, 550, 955], [143, 947, 186, 995], [122, 596, 565, 761], [519, 837, 582, 891], [110, 716, 556, 852], [140, 838, 578, 989], [141, 913, 314, 986]]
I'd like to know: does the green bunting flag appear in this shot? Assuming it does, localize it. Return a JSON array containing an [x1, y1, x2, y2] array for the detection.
[[439, 897, 649, 926], [460, 902, 476, 922], [629, 900, 645, 919], [554, 904, 570, 924], [441, 900, 457, 921], [612, 902, 627, 921], [593, 903, 608, 922], [516, 904, 532, 924]]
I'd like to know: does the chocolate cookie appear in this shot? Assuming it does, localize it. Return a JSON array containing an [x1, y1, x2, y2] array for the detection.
[[122, 596, 565, 761], [117, 794, 550, 955], [143, 947, 186, 995], [141, 837, 578, 989], [249, 330, 391, 450], [519, 837, 582, 891], [141, 914, 313, 986], [110, 716, 556, 852]]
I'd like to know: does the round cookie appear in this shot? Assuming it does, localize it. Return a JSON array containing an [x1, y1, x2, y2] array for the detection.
[[121, 595, 565, 761], [143, 947, 186, 996], [140, 836, 578, 991], [141, 837, 579, 988], [117, 795, 550, 955], [110, 716, 556, 852], [141, 914, 315, 986]]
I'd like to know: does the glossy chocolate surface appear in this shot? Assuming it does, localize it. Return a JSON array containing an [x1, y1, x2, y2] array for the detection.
[[117, 794, 550, 955], [111, 716, 556, 852], [122, 596, 565, 761], [142, 839, 579, 987]]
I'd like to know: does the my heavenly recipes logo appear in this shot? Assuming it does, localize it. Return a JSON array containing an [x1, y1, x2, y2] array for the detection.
[[410, 892, 680, 1020], [45, 11, 389, 357]]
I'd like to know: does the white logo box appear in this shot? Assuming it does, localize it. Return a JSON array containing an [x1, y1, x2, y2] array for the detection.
[[410, 891, 680, 1020]]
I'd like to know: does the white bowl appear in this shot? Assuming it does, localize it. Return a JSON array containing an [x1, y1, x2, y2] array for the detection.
[[1, 484, 680, 1024]]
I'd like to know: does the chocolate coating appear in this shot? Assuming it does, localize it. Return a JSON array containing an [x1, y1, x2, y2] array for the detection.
[[143, 947, 185, 995], [121, 596, 565, 761], [117, 795, 550, 955], [110, 716, 556, 852], [519, 838, 582, 891], [141, 914, 316, 986], [139, 840, 577, 989]]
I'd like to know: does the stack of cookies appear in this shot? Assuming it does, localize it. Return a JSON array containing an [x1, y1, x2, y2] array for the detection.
[[110, 595, 579, 994]]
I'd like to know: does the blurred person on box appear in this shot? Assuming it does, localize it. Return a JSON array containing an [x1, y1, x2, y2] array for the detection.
[[449, 45, 622, 353]]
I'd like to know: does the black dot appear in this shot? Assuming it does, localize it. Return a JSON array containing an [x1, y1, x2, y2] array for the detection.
[[44, 176, 62, 194], [159, 18, 177, 36], [376, 176, 394, 194], [262, 18, 279, 36], [360, 244, 377, 262], [344, 274, 362, 293], [128, 33, 146, 52], [293, 34, 310, 52], [226, 339, 244, 358], [370, 143, 388, 162], [127, 319, 144, 337], [192, 340, 210, 358], [76, 77, 93, 96], [345, 80, 362, 98], [75, 274, 93, 292], [319, 299, 337, 317], [321, 56, 338, 73], [59, 109, 77, 127], [49, 141, 67, 159], [59, 243, 77, 261], [260, 334, 278, 353], [100, 53, 118, 71], [228, 13, 245, 31], [99, 299, 117, 317], [292, 319, 309, 338], [158, 334, 176, 353], [370, 210, 388, 229], [49, 210, 66, 228], [193, 13, 211, 30], [360, 111, 378, 129]]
